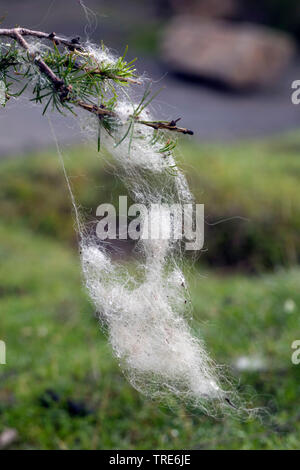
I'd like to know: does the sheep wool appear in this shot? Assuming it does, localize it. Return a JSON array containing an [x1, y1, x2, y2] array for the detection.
[[79, 42, 233, 414]]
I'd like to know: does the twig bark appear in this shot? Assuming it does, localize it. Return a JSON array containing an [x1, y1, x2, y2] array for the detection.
[[12, 30, 66, 90], [0, 27, 81, 50]]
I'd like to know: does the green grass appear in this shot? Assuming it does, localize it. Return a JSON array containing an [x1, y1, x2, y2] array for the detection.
[[0, 144, 128, 245], [1, 132, 300, 269], [1, 133, 300, 449], [182, 133, 300, 269], [0, 222, 299, 449]]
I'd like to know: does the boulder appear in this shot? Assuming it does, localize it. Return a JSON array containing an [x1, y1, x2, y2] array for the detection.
[[161, 17, 296, 89]]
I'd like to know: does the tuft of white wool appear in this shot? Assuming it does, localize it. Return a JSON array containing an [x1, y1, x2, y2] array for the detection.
[[73, 43, 235, 413], [81, 242, 223, 407], [8, 35, 236, 413]]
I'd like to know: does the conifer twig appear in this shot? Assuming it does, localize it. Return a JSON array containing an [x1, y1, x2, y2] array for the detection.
[[0, 27, 194, 136]]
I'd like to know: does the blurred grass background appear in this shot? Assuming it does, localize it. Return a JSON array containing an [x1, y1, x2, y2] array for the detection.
[[1, 0, 300, 450], [2, 134, 300, 269], [0, 134, 300, 449]]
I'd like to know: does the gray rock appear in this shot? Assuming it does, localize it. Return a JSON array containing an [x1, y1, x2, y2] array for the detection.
[[0, 428, 18, 449], [161, 17, 296, 89]]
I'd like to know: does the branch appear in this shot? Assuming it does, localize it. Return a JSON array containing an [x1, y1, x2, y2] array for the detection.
[[0, 27, 82, 50], [0, 27, 194, 136], [138, 119, 194, 135], [4, 28, 70, 94]]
